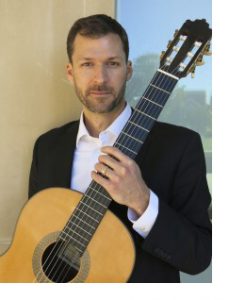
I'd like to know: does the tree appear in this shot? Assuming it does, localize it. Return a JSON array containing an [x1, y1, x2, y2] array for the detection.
[[126, 53, 212, 138]]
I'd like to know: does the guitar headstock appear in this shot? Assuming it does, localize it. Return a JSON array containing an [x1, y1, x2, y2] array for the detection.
[[160, 19, 212, 78]]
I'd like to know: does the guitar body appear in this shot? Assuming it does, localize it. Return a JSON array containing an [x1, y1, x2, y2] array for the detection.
[[0, 188, 135, 282]]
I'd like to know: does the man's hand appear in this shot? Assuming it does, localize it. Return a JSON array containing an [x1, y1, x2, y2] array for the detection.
[[91, 146, 150, 216]]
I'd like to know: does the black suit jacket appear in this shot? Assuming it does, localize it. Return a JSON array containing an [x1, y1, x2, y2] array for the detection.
[[28, 120, 212, 283]]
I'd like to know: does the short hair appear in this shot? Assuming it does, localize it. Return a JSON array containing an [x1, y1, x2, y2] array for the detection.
[[67, 14, 129, 63]]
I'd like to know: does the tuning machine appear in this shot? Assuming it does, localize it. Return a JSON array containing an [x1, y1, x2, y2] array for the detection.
[[173, 29, 179, 38], [196, 54, 205, 66], [160, 50, 166, 60], [167, 40, 172, 49], [189, 65, 196, 78], [203, 42, 212, 56]]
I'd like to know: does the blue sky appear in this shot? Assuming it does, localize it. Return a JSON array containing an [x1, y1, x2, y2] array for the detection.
[[116, 0, 212, 100]]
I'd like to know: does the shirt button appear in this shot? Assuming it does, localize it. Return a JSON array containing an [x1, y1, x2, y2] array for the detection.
[[140, 226, 147, 232]]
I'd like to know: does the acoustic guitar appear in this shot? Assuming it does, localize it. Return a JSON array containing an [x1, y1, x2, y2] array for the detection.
[[0, 19, 211, 282]]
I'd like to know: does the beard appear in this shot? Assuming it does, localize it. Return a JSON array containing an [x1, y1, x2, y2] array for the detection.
[[73, 81, 127, 114]]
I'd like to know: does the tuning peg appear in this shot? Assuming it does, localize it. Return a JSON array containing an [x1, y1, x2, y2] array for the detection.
[[160, 51, 166, 60], [196, 59, 205, 66], [203, 42, 212, 56], [167, 40, 172, 48], [189, 65, 196, 78], [173, 29, 179, 38], [196, 55, 205, 66], [191, 70, 196, 78]]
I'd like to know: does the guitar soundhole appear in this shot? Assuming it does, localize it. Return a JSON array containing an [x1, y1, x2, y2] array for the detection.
[[41, 241, 80, 283]]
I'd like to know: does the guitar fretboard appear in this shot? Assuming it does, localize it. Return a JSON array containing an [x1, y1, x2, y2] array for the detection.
[[114, 70, 178, 159], [59, 69, 178, 256]]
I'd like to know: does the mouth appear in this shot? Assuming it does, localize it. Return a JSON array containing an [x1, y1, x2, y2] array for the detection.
[[89, 91, 112, 96]]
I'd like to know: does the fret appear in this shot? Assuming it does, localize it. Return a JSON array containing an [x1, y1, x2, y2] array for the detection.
[[128, 121, 150, 132], [149, 72, 178, 92], [81, 193, 108, 209], [136, 101, 162, 118], [157, 68, 179, 80], [66, 222, 93, 237], [60, 223, 92, 242], [61, 231, 87, 248], [64, 226, 89, 243], [122, 122, 152, 144], [87, 186, 112, 204], [117, 132, 143, 154], [115, 142, 138, 155], [134, 108, 157, 120], [156, 79, 175, 92], [79, 194, 107, 213], [79, 201, 104, 216], [149, 84, 170, 95], [142, 96, 164, 107], [69, 217, 96, 230], [121, 132, 144, 144], [143, 90, 169, 107], [70, 214, 99, 232], [72, 209, 100, 224]]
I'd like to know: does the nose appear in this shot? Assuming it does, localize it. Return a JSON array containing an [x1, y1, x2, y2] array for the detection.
[[93, 65, 108, 84]]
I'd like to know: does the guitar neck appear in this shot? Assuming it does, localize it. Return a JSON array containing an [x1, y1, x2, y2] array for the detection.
[[59, 69, 179, 255], [114, 69, 178, 158]]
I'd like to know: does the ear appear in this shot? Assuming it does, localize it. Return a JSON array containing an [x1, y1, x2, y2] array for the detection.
[[66, 63, 74, 84], [126, 60, 133, 81]]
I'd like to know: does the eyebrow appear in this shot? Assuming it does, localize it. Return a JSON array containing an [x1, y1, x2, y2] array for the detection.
[[107, 56, 122, 60], [79, 56, 122, 61]]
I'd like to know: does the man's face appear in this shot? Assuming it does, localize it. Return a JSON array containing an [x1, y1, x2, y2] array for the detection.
[[66, 33, 132, 114]]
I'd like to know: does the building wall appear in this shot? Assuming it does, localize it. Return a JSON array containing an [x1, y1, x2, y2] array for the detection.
[[0, 0, 115, 253]]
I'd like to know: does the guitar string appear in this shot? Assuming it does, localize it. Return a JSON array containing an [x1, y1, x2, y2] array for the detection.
[[34, 67, 169, 282], [34, 63, 174, 283], [35, 63, 177, 283], [81, 63, 179, 219], [34, 63, 179, 283], [34, 185, 98, 282], [53, 64, 173, 282], [35, 183, 101, 282], [55, 64, 180, 283], [48, 69, 178, 283]]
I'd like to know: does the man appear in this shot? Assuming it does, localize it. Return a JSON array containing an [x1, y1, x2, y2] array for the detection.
[[29, 14, 212, 282]]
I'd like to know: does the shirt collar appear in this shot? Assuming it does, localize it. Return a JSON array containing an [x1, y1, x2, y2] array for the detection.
[[76, 103, 132, 145]]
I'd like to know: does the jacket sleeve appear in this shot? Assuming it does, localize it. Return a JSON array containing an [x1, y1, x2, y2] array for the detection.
[[142, 132, 212, 275]]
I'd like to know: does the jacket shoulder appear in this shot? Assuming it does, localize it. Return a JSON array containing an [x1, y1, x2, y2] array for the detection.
[[150, 121, 202, 148], [36, 120, 79, 145], [153, 121, 200, 138]]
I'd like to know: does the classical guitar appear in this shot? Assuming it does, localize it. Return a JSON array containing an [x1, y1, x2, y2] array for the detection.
[[0, 19, 211, 282]]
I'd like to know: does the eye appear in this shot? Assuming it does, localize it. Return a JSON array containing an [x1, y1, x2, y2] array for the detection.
[[107, 61, 120, 67], [81, 62, 93, 67]]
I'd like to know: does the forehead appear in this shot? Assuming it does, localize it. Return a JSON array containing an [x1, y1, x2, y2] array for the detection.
[[72, 33, 125, 60]]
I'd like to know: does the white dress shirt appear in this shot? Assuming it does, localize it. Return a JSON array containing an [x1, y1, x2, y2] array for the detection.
[[70, 103, 159, 238]]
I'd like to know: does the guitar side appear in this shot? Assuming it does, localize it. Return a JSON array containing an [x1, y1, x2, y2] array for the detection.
[[0, 188, 135, 282]]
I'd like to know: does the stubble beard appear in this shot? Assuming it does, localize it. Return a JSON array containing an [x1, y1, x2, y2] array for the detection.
[[74, 82, 127, 114]]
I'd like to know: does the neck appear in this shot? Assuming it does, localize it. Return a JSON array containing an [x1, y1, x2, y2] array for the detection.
[[82, 101, 126, 137]]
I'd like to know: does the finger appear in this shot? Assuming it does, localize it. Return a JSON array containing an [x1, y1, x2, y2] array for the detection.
[[101, 146, 135, 171], [94, 162, 111, 178], [91, 170, 111, 189], [98, 154, 120, 172], [101, 146, 128, 163]]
